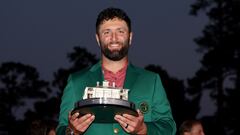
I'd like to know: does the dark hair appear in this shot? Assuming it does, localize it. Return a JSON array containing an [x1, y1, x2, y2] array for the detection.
[[179, 120, 202, 135], [96, 7, 131, 34]]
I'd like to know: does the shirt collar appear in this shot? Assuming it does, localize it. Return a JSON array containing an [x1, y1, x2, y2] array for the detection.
[[102, 61, 128, 74]]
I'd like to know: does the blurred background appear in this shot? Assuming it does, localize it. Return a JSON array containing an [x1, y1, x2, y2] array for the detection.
[[1, 0, 239, 135]]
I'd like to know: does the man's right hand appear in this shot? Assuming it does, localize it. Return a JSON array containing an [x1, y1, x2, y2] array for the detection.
[[68, 111, 95, 134]]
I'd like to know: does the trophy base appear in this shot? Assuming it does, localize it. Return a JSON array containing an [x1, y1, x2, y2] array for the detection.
[[71, 98, 138, 123]]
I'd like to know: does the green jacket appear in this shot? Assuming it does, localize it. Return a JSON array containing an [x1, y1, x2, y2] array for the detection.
[[57, 62, 176, 135]]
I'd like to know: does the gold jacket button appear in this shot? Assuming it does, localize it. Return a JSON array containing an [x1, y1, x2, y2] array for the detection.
[[113, 128, 119, 134]]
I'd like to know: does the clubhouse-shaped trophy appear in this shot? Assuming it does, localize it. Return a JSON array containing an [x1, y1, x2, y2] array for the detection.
[[71, 80, 138, 123]]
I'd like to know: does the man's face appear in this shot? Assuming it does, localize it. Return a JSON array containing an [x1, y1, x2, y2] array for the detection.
[[96, 18, 132, 61]]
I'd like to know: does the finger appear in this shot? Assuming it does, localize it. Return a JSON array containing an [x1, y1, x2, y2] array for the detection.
[[70, 112, 80, 121], [115, 114, 128, 123], [68, 111, 80, 122], [137, 109, 143, 116], [136, 109, 144, 120], [115, 117, 134, 133], [122, 113, 137, 121], [74, 114, 93, 125], [116, 114, 135, 125], [75, 115, 95, 132], [136, 109, 145, 122], [121, 114, 139, 128], [70, 113, 91, 129], [115, 115, 133, 129], [115, 117, 129, 129], [81, 114, 95, 124], [77, 115, 95, 130]]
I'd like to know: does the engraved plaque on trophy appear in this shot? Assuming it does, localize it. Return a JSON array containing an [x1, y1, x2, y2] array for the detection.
[[71, 81, 138, 123]]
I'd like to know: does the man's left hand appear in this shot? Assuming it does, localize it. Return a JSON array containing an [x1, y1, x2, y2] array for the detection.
[[114, 109, 147, 135]]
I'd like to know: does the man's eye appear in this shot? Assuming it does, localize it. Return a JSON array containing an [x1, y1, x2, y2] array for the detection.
[[119, 30, 125, 33], [103, 31, 109, 35]]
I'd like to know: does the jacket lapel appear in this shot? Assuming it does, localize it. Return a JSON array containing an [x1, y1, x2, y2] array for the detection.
[[88, 62, 104, 86], [124, 64, 139, 92]]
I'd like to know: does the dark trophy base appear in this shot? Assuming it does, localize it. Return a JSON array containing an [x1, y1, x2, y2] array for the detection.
[[71, 98, 138, 123]]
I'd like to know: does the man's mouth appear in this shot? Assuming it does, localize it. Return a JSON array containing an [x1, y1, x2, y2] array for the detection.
[[108, 43, 121, 49]]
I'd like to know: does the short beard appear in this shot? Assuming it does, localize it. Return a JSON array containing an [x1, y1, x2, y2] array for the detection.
[[100, 41, 129, 61]]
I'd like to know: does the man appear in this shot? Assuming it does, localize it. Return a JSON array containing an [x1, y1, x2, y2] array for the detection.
[[57, 7, 176, 135], [179, 120, 205, 135]]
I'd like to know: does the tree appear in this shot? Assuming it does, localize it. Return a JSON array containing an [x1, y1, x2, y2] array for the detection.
[[189, 0, 240, 134], [0, 62, 50, 134], [53, 46, 98, 95]]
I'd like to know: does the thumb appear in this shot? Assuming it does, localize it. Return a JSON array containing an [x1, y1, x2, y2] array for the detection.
[[137, 109, 143, 116]]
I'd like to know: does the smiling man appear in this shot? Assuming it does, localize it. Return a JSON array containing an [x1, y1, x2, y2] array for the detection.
[[57, 7, 176, 135]]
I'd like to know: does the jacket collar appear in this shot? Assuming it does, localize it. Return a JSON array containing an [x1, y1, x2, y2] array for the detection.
[[88, 61, 103, 86], [124, 64, 139, 91], [89, 61, 139, 91]]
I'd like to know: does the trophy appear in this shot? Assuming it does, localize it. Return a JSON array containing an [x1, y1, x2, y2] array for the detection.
[[71, 80, 138, 123]]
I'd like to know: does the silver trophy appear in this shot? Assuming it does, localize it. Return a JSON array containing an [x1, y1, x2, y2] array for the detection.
[[72, 81, 138, 123]]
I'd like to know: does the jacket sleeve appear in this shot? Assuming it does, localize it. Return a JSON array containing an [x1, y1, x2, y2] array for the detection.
[[146, 74, 176, 135], [56, 126, 67, 135], [56, 75, 76, 135]]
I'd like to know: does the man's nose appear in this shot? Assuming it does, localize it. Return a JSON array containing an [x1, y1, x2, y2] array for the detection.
[[111, 32, 117, 41]]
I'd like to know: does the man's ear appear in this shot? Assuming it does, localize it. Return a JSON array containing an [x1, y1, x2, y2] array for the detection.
[[129, 32, 133, 45], [95, 34, 100, 46]]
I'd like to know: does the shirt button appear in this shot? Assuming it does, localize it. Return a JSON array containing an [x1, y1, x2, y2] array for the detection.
[[113, 128, 119, 134]]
